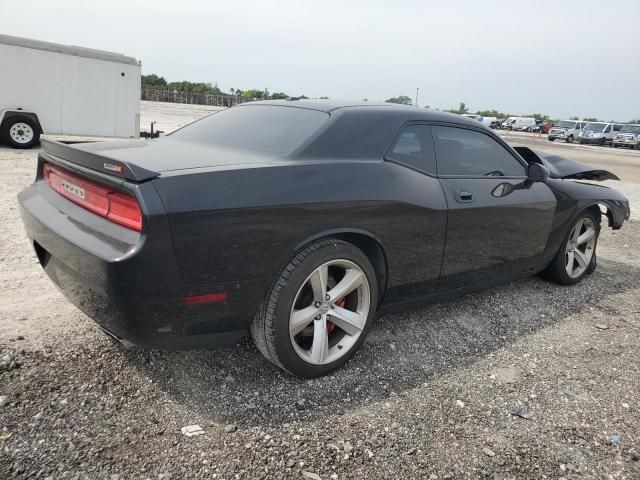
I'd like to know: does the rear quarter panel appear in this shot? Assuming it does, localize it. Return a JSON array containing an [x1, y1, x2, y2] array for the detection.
[[153, 160, 448, 304]]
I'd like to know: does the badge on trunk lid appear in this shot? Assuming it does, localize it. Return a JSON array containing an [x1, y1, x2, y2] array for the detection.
[[61, 180, 85, 200], [104, 162, 124, 173]]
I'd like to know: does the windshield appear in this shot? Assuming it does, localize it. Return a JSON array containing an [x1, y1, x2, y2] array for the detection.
[[583, 123, 606, 132], [171, 105, 329, 156], [557, 121, 576, 129], [620, 125, 640, 133]]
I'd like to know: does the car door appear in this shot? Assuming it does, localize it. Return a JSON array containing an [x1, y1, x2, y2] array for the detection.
[[432, 125, 557, 291], [383, 123, 447, 300]]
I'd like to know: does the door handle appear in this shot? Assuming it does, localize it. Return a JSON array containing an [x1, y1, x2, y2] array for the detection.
[[455, 191, 474, 203]]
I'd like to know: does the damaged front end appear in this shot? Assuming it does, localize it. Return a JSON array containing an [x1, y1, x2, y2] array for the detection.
[[514, 146, 620, 181], [514, 146, 630, 229]]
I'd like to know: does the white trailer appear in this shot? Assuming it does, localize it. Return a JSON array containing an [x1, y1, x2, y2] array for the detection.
[[0, 34, 141, 148]]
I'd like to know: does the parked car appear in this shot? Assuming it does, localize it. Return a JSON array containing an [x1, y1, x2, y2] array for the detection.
[[578, 122, 624, 145], [612, 124, 640, 149], [18, 100, 630, 377], [548, 120, 587, 143], [478, 116, 497, 128], [511, 117, 538, 132]]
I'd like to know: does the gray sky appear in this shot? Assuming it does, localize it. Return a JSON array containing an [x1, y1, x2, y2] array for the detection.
[[2, 0, 639, 120]]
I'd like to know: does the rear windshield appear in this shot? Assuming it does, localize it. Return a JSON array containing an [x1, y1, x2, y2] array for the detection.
[[583, 123, 605, 131], [171, 105, 329, 156]]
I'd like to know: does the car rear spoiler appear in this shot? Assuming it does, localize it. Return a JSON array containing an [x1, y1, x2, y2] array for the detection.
[[40, 139, 160, 182]]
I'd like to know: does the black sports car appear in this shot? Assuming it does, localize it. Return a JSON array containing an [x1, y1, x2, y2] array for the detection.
[[18, 100, 630, 377]]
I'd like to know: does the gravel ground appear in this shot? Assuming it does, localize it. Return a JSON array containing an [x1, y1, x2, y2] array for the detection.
[[1, 105, 639, 479]]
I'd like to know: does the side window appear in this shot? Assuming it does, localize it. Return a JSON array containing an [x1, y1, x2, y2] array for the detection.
[[604, 125, 611, 133], [385, 124, 436, 174], [432, 126, 526, 177], [613, 124, 622, 132]]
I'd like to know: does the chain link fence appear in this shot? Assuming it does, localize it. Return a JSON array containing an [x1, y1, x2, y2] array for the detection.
[[141, 88, 253, 107]]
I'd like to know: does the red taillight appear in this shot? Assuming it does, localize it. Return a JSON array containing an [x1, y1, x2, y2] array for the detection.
[[107, 192, 143, 231], [43, 163, 142, 232]]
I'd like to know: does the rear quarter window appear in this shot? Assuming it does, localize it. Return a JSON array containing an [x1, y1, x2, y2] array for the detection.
[[171, 105, 329, 156], [385, 124, 436, 174]]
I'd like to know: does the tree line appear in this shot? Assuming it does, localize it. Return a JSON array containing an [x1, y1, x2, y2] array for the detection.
[[141, 74, 315, 101], [141, 77, 638, 123]]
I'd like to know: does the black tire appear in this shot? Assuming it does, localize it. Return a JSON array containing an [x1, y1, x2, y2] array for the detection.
[[548, 137, 555, 142], [541, 210, 600, 285], [1, 116, 40, 149], [566, 135, 574, 144], [579, 140, 585, 145], [250, 239, 378, 378], [613, 143, 618, 148]]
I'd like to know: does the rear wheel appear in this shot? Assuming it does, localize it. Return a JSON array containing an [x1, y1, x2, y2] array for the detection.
[[1, 116, 40, 149], [251, 239, 378, 377], [541, 211, 599, 285], [548, 137, 555, 142], [566, 135, 574, 144]]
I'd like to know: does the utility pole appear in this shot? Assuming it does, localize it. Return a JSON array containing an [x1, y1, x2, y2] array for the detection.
[[415, 87, 420, 107]]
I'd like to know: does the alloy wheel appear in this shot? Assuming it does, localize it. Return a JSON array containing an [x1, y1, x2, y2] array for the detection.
[[565, 218, 597, 278], [289, 259, 370, 365]]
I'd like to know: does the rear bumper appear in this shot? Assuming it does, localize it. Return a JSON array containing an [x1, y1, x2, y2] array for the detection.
[[18, 181, 268, 350]]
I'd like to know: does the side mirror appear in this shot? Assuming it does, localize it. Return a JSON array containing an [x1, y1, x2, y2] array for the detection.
[[528, 163, 550, 182]]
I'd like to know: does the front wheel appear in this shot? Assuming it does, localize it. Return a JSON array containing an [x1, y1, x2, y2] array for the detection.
[[566, 135, 574, 144], [1, 116, 40, 149], [251, 239, 378, 377], [541, 211, 600, 285]]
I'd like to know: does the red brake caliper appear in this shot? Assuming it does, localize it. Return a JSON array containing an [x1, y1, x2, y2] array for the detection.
[[327, 298, 345, 333]]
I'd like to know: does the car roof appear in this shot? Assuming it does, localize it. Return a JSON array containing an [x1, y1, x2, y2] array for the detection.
[[236, 99, 485, 128]]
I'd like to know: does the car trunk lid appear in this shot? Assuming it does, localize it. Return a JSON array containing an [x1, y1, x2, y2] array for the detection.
[[41, 137, 278, 182]]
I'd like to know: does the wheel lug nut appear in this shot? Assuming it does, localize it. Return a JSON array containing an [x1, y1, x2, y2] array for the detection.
[[314, 302, 321, 308], [325, 294, 330, 301], [315, 315, 321, 320], [330, 304, 335, 309]]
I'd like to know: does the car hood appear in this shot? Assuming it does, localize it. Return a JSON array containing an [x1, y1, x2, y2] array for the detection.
[[514, 147, 620, 181]]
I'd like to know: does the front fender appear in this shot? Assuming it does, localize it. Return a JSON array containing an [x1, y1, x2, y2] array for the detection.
[[536, 179, 629, 270], [546, 179, 630, 229]]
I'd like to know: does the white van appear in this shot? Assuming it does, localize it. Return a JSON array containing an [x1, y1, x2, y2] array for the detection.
[[511, 117, 537, 132], [501, 117, 518, 129], [578, 122, 625, 146]]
